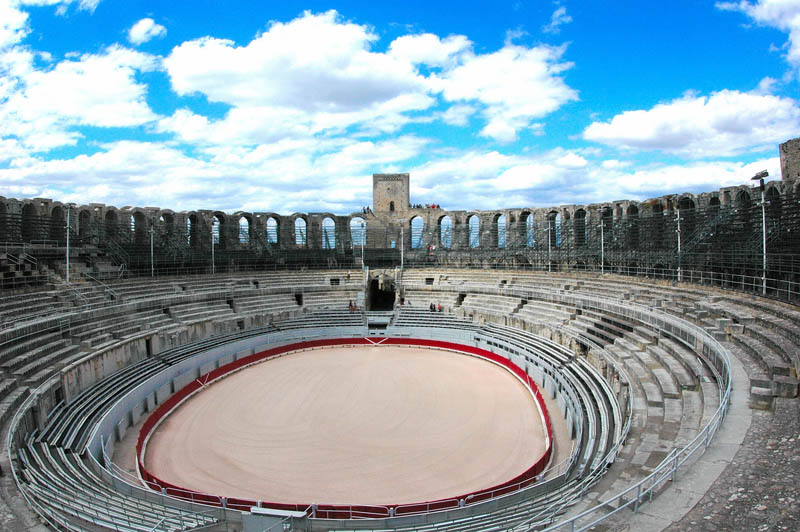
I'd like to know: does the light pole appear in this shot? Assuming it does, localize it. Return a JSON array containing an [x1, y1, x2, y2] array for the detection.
[[547, 225, 552, 272], [675, 205, 682, 283], [751, 170, 769, 295], [400, 224, 404, 272], [149, 225, 155, 277], [600, 219, 605, 274], [211, 228, 215, 275], [361, 221, 365, 271], [65, 204, 73, 283]]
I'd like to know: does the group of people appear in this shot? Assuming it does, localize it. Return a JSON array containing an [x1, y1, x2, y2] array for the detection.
[[360, 206, 373, 214], [429, 302, 443, 312], [348, 300, 358, 312], [412, 203, 441, 209]]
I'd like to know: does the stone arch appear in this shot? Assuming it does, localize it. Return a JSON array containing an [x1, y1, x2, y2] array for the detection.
[[627, 205, 639, 248], [20, 204, 39, 242], [212, 213, 226, 248], [410, 216, 424, 249], [350, 217, 366, 247], [709, 196, 721, 208], [238, 216, 251, 244], [187, 213, 202, 248], [294, 216, 307, 247], [523, 211, 535, 247], [50, 205, 65, 242], [438, 215, 453, 249], [0, 201, 7, 242], [467, 214, 480, 248], [78, 209, 92, 241], [133, 211, 148, 245], [574, 208, 587, 247], [735, 189, 751, 207], [104, 209, 119, 241], [322, 216, 336, 249], [547, 211, 561, 248], [266, 216, 279, 245], [494, 213, 507, 249]]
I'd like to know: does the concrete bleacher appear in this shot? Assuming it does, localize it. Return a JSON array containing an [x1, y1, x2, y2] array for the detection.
[[0, 267, 794, 532]]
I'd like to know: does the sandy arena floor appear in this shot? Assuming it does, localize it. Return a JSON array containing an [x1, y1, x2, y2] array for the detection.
[[144, 345, 548, 505]]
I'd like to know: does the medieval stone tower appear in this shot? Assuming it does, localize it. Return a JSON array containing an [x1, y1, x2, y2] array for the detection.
[[373, 173, 410, 214], [780, 137, 800, 187]]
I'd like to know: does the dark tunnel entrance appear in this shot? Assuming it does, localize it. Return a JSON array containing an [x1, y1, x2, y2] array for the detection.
[[368, 278, 396, 311]]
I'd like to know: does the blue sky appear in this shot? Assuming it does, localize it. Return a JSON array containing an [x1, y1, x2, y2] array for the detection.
[[0, 0, 798, 214]]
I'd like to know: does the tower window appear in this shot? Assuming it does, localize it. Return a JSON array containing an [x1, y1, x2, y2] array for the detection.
[[390, 201, 395, 212]]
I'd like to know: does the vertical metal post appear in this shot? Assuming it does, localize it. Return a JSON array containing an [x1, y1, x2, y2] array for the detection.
[[400, 224, 404, 272], [600, 220, 604, 274], [760, 185, 767, 295], [361, 222, 365, 271], [150, 225, 154, 277], [65, 205, 71, 283], [211, 230, 215, 275], [547, 226, 551, 272], [676, 209, 682, 283]]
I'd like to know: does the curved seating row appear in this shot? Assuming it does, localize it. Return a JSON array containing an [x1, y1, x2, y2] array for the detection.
[[0, 268, 747, 532]]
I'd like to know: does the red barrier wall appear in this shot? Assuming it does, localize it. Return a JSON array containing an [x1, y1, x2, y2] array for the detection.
[[136, 338, 553, 519]]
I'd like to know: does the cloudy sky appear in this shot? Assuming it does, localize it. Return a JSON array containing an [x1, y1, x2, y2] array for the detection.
[[0, 0, 798, 214]]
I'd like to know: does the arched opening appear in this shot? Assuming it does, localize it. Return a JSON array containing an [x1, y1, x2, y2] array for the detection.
[[439, 216, 453, 249], [368, 275, 395, 311], [765, 186, 782, 232], [266, 217, 279, 245], [525, 213, 535, 247], [294, 218, 307, 247], [322, 217, 336, 249], [389, 201, 395, 212], [410, 216, 424, 249], [678, 197, 696, 236], [709, 196, 720, 209], [735, 190, 751, 207], [548, 211, 561, 248], [0, 203, 8, 242], [50, 206, 65, 243], [350, 217, 366, 247], [627, 205, 639, 248], [78, 210, 91, 241], [104, 210, 118, 241], [21, 205, 41, 242], [212, 216, 222, 245], [649, 203, 664, 249], [188, 214, 200, 249], [574, 209, 587, 247], [468, 215, 480, 248], [495, 214, 507, 249], [239, 217, 250, 244], [133, 212, 148, 245]]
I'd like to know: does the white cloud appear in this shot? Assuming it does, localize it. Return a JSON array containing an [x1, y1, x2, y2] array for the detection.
[[0, 1, 29, 49], [542, 6, 573, 34], [388, 33, 470, 66], [439, 104, 476, 126], [0, 45, 160, 154], [162, 10, 577, 145], [128, 18, 166, 45], [165, 11, 424, 112], [18, 0, 101, 15], [717, 1, 800, 70], [433, 43, 577, 142], [583, 88, 800, 157]]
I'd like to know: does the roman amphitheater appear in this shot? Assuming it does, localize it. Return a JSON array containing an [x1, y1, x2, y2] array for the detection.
[[0, 138, 798, 532]]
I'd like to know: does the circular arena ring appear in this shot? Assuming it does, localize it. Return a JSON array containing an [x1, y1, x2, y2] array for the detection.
[[137, 338, 553, 518], [4, 270, 740, 532]]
